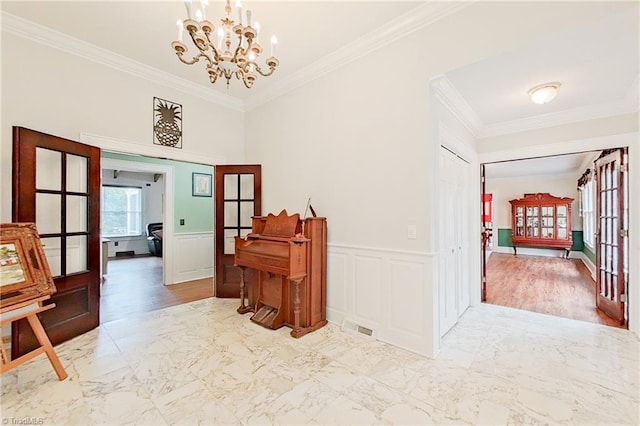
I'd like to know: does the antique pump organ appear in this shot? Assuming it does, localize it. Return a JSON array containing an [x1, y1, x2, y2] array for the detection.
[[233, 210, 327, 337]]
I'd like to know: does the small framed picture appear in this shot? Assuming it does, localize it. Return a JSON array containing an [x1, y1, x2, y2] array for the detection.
[[192, 172, 212, 197]]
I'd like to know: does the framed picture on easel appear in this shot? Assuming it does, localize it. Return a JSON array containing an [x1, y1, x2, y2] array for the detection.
[[0, 223, 56, 308]]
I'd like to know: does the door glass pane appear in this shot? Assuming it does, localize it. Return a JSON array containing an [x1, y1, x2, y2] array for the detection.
[[67, 235, 87, 273], [240, 201, 254, 227], [224, 229, 237, 255], [66, 154, 87, 193], [41, 237, 62, 277], [224, 174, 238, 199], [67, 195, 88, 233], [224, 202, 238, 227], [557, 205, 566, 217], [36, 148, 61, 191], [240, 174, 254, 199], [36, 193, 61, 234], [557, 228, 567, 239]]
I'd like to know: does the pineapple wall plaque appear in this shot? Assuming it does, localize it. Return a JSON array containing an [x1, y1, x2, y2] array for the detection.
[[153, 97, 182, 149]]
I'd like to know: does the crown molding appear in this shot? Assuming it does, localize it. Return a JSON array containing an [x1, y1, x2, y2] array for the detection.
[[245, 1, 475, 111], [431, 75, 483, 137], [79, 132, 227, 166], [1, 12, 244, 112], [479, 97, 639, 138]]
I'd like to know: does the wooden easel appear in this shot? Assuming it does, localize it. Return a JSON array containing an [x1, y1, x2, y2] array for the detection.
[[0, 295, 67, 380]]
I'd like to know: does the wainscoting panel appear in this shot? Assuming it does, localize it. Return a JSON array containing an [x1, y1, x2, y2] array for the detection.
[[172, 232, 214, 284], [353, 255, 383, 327], [327, 252, 348, 316], [388, 260, 424, 335], [327, 244, 436, 357]]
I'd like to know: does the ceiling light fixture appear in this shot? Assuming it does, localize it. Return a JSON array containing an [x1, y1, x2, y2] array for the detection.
[[528, 82, 561, 105], [171, 0, 279, 89]]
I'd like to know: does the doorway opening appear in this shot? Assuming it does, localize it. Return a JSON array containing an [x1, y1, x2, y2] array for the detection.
[[481, 149, 629, 328], [99, 155, 214, 323]]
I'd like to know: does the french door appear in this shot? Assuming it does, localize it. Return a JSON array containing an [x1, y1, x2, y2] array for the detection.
[[12, 127, 101, 357], [595, 148, 628, 325], [214, 165, 261, 298], [481, 164, 487, 302]]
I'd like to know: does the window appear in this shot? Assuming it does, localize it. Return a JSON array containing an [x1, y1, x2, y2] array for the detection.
[[581, 179, 595, 248], [102, 185, 142, 237]]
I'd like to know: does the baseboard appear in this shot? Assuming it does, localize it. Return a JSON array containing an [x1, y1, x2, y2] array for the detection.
[[575, 252, 597, 280]]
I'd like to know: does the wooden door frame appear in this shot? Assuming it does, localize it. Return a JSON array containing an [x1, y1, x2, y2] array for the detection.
[[100, 158, 175, 285]]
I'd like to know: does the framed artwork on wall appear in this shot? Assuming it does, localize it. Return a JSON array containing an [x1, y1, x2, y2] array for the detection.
[[0, 223, 56, 308], [192, 172, 212, 197]]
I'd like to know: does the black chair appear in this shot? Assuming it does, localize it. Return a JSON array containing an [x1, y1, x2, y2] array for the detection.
[[147, 223, 163, 257]]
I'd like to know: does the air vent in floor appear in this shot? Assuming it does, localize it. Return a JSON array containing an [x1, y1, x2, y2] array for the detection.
[[342, 318, 376, 339]]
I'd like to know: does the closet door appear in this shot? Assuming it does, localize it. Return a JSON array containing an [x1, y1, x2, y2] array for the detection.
[[439, 147, 469, 337]]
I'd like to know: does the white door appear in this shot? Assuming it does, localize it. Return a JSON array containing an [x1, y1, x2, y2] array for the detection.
[[439, 147, 470, 337]]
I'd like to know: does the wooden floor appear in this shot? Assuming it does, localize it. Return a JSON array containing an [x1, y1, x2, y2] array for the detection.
[[486, 253, 623, 328], [100, 256, 214, 324]]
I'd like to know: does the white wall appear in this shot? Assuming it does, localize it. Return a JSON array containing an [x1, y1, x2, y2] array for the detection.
[[0, 31, 245, 224], [244, 2, 633, 356]]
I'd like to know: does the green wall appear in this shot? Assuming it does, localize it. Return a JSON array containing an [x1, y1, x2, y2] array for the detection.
[[497, 228, 584, 251], [102, 152, 213, 233]]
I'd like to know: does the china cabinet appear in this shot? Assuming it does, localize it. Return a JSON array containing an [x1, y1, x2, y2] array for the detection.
[[509, 193, 573, 257]]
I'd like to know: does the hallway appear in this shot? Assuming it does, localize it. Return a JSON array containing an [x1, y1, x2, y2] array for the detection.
[[486, 253, 623, 328]]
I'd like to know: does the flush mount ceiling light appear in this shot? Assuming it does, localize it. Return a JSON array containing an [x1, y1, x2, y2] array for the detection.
[[528, 82, 561, 105]]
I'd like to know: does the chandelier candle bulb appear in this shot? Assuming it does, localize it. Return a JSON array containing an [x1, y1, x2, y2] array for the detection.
[[236, 0, 242, 25], [184, 0, 192, 20], [217, 28, 224, 49], [254, 22, 260, 41], [246, 9, 252, 27], [201, 0, 208, 19], [176, 19, 183, 43], [270, 35, 277, 57], [195, 9, 203, 22]]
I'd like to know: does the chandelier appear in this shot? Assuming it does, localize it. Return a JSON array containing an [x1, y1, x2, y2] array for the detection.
[[171, 0, 279, 89]]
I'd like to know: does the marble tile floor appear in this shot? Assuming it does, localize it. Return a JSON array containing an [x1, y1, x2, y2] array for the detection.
[[1, 298, 638, 425]]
